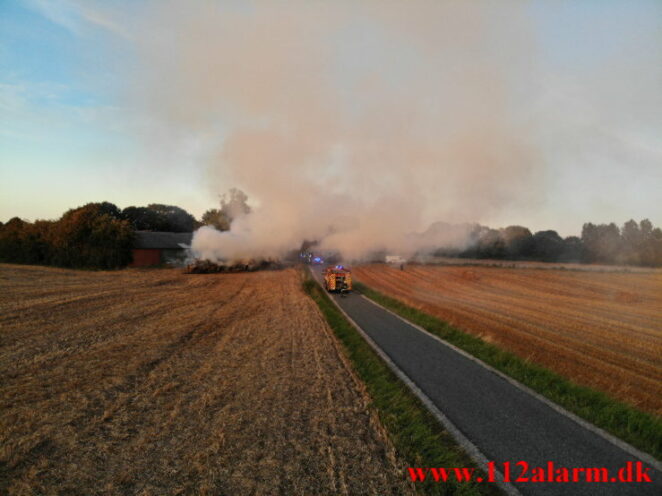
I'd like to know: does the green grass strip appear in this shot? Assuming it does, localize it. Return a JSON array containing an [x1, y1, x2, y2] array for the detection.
[[354, 281, 662, 460], [302, 275, 502, 495]]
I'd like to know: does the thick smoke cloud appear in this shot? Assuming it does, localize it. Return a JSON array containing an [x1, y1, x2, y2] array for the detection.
[[111, 0, 660, 261]]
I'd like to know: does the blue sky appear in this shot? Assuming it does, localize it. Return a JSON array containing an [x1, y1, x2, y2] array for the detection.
[[1, 1, 660, 236], [0, 0, 210, 223]]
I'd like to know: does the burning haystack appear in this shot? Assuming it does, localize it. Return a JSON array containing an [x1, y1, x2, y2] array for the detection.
[[184, 258, 284, 274]]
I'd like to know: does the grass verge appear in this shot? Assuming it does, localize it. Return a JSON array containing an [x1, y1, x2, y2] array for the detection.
[[302, 273, 501, 495], [354, 281, 662, 460]]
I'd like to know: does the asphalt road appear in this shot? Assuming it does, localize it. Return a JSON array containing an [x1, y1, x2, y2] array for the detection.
[[311, 267, 661, 496]]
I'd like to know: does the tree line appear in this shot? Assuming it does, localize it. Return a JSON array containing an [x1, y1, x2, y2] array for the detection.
[[433, 219, 662, 267], [0, 190, 251, 269], [0, 203, 133, 269], [1, 195, 660, 268]]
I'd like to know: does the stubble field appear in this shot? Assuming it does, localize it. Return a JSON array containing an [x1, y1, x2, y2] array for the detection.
[[0, 264, 414, 496], [354, 264, 662, 415]]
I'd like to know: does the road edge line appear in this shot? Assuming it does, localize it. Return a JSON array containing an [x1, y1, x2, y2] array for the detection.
[[359, 293, 662, 471]]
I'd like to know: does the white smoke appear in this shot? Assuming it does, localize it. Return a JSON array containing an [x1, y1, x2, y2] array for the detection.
[[106, 0, 661, 261]]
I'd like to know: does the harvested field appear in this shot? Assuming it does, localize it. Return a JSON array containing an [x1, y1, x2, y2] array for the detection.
[[0, 264, 414, 496], [354, 264, 662, 415], [423, 256, 662, 273]]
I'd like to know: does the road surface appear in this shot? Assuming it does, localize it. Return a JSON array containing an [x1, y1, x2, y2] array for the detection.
[[311, 266, 661, 496]]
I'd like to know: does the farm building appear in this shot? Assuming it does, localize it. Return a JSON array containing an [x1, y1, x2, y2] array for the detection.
[[130, 231, 193, 267]]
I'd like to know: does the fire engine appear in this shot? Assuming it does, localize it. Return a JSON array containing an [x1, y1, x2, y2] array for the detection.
[[323, 266, 352, 294]]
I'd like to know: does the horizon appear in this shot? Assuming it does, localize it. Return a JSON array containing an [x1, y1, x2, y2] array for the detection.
[[2, 198, 658, 241]]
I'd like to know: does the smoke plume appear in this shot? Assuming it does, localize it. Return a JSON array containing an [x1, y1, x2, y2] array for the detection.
[[110, 0, 661, 261]]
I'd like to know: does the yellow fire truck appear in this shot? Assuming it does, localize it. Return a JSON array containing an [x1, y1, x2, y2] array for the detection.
[[323, 266, 352, 294]]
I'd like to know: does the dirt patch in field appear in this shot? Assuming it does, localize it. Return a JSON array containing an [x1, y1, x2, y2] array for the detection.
[[354, 264, 662, 415], [0, 264, 414, 495]]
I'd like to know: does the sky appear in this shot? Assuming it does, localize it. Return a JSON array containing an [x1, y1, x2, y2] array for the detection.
[[0, 0, 660, 237]]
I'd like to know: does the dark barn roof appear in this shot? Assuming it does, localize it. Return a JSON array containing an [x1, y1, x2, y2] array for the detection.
[[133, 231, 193, 250]]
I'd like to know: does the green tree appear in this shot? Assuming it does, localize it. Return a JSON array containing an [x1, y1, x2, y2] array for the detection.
[[621, 219, 642, 265], [637, 219, 662, 267], [560, 236, 582, 262], [122, 204, 196, 232], [0, 217, 26, 263], [122, 206, 165, 231], [51, 203, 133, 268], [581, 223, 622, 263], [146, 204, 196, 232], [501, 225, 534, 258], [200, 208, 231, 231], [532, 230, 565, 262]]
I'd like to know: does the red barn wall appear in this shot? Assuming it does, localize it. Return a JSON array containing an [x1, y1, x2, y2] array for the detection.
[[130, 249, 162, 267]]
